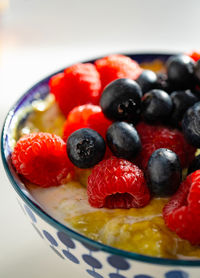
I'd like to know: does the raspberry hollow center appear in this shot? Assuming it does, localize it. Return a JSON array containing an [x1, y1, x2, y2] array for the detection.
[[104, 192, 134, 209]]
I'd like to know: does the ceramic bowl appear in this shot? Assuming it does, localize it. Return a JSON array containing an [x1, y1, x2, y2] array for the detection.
[[2, 53, 200, 278]]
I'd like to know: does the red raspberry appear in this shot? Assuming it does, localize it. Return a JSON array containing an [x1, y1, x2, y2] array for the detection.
[[87, 110, 112, 139], [135, 122, 196, 169], [67, 104, 101, 126], [187, 51, 200, 62], [49, 72, 66, 103], [95, 54, 142, 89], [11, 132, 73, 187], [62, 104, 112, 142], [49, 63, 101, 117], [62, 121, 87, 143], [163, 170, 200, 245], [87, 157, 150, 209]]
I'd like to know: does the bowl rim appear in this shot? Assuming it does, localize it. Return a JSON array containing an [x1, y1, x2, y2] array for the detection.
[[2, 52, 200, 267]]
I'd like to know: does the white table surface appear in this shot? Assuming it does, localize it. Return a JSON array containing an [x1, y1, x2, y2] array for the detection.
[[1, 1, 200, 277]]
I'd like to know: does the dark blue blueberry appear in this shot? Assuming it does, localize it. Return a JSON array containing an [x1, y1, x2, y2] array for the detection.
[[134, 275, 154, 278], [100, 78, 142, 122], [146, 148, 182, 197], [170, 90, 198, 126], [50, 245, 65, 259], [86, 270, 104, 278], [82, 254, 102, 269], [109, 273, 127, 278], [81, 241, 99, 252], [62, 249, 80, 264], [57, 231, 75, 249], [165, 270, 189, 278], [182, 102, 200, 147], [107, 255, 130, 270], [136, 70, 157, 94], [156, 73, 172, 93], [43, 230, 58, 246], [106, 121, 141, 160], [166, 54, 195, 90], [193, 85, 200, 99], [24, 204, 37, 223], [142, 89, 173, 123], [195, 59, 200, 84], [32, 223, 43, 239], [188, 154, 200, 174], [67, 128, 106, 168]]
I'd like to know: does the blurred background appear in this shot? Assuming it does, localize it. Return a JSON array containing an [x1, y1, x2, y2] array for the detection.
[[1, 0, 200, 277]]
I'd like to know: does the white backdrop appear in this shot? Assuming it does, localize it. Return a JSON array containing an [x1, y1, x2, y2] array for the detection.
[[1, 1, 200, 277]]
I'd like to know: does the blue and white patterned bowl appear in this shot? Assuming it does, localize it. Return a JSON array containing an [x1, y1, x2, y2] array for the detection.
[[1, 53, 200, 278]]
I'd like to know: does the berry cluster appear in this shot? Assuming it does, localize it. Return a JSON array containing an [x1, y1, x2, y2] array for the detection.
[[12, 53, 200, 245]]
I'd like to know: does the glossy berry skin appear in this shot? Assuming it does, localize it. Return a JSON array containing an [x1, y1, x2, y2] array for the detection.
[[170, 90, 198, 126], [100, 78, 142, 122], [146, 148, 182, 197], [166, 55, 195, 90], [106, 121, 141, 160], [62, 104, 112, 142], [156, 73, 172, 93], [188, 155, 200, 175], [67, 128, 106, 168], [136, 122, 196, 170], [87, 157, 150, 209], [182, 102, 200, 147], [188, 51, 200, 62], [136, 70, 158, 94], [95, 54, 142, 89], [142, 89, 173, 123], [11, 132, 73, 187], [194, 59, 200, 84], [163, 170, 200, 245], [49, 64, 101, 117]]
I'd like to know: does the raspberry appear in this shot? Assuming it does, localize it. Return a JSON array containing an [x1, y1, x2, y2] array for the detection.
[[87, 110, 112, 139], [187, 51, 200, 62], [163, 170, 200, 245], [49, 72, 66, 103], [63, 121, 87, 143], [63, 104, 112, 142], [11, 132, 73, 187], [135, 122, 196, 169], [87, 157, 150, 209], [95, 54, 142, 89], [49, 63, 101, 117]]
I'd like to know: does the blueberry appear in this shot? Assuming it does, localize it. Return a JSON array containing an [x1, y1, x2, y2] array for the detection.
[[194, 59, 200, 84], [182, 102, 200, 147], [106, 121, 141, 160], [188, 155, 200, 175], [146, 148, 182, 197], [170, 90, 198, 126], [67, 128, 106, 168], [166, 54, 195, 90], [193, 85, 200, 99], [136, 70, 158, 94], [100, 78, 142, 122], [156, 73, 173, 93], [142, 89, 173, 123]]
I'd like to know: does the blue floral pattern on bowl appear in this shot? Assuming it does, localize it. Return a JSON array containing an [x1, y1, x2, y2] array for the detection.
[[2, 53, 200, 278]]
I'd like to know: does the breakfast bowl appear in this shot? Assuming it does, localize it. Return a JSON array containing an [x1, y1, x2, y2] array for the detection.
[[2, 53, 200, 278]]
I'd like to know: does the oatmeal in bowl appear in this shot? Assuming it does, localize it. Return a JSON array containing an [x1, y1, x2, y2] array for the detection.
[[2, 52, 200, 278]]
